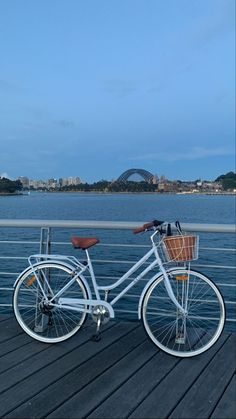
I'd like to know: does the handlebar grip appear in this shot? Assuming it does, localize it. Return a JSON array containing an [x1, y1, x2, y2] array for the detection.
[[133, 220, 164, 234], [133, 222, 154, 234], [133, 226, 146, 234]]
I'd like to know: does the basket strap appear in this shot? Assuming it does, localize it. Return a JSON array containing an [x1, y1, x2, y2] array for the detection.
[[175, 220, 182, 234], [166, 223, 172, 236]]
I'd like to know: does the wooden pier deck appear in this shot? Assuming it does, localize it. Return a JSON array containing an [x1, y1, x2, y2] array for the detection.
[[0, 315, 235, 419]]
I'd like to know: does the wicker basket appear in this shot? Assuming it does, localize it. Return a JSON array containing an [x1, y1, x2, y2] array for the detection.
[[163, 235, 198, 262]]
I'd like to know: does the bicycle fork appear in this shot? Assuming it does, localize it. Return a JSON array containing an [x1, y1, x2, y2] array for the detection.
[[164, 270, 189, 345], [154, 244, 189, 344]]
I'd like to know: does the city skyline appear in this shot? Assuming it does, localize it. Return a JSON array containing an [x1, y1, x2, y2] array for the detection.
[[0, 1, 235, 182], [5, 167, 233, 184]]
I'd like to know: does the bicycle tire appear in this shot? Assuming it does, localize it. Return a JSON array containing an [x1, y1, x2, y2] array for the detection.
[[13, 261, 89, 343], [141, 269, 225, 357]]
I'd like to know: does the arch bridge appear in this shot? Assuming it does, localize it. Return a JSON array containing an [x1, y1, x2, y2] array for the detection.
[[117, 168, 154, 183]]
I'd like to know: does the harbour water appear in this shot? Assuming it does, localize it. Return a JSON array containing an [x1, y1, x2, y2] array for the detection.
[[0, 191, 234, 255], [0, 191, 235, 224]]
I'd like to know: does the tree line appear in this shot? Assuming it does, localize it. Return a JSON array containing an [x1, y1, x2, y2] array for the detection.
[[61, 180, 157, 193], [0, 178, 22, 193], [215, 172, 236, 190]]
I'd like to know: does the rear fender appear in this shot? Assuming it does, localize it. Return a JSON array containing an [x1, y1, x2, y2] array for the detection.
[[13, 260, 92, 300]]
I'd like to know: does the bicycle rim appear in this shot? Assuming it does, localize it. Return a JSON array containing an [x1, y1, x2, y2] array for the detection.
[[142, 269, 225, 357], [13, 262, 88, 343]]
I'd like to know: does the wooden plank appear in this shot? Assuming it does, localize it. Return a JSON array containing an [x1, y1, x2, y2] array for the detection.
[[85, 349, 179, 419], [0, 322, 139, 417], [0, 315, 23, 342], [4, 324, 145, 418], [168, 333, 236, 418], [0, 339, 51, 374], [47, 339, 160, 418], [128, 333, 231, 419], [0, 315, 13, 323], [0, 321, 118, 394], [210, 374, 236, 419], [1, 316, 235, 419], [0, 333, 32, 357], [0, 325, 89, 393]]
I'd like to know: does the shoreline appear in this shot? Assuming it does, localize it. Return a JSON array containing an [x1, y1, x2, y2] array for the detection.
[[0, 192, 23, 196], [7, 191, 236, 196], [0, 190, 235, 196]]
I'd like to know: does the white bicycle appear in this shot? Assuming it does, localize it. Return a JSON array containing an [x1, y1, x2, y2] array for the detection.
[[13, 220, 225, 357]]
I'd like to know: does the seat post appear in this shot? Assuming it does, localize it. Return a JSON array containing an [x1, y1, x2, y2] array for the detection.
[[85, 249, 100, 300]]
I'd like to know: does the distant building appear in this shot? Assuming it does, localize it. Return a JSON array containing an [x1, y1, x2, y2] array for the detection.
[[59, 177, 82, 187], [48, 178, 58, 189], [151, 175, 159, 185], [18, 176, 30, 188], [29, 179, 48, 189], [25, 176, 83, 190]]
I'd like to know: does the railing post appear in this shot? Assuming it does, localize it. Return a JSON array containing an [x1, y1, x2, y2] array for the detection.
[[39, 227, 51, 254]]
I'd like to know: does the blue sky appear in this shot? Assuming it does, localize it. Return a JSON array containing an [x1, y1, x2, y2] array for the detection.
[[0, 0, 235, 182]]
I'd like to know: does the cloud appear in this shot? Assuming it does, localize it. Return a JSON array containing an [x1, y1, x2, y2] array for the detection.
[[54, 119, 75, 128], [0, 79, 22, 92], [192, 0, 235, 48], [129, 146, 234, 162], [103, 79, 138, 96]]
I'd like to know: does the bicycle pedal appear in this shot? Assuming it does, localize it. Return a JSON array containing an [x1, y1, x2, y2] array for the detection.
[[90, 333, 101, 342]]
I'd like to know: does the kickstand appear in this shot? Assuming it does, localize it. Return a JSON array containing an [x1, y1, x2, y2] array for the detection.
[[90, 317, 102, 342]]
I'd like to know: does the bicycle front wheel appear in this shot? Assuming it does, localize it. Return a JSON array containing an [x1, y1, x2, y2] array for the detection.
[[141, 269, 225, 357], [13, 262, 89, 343]]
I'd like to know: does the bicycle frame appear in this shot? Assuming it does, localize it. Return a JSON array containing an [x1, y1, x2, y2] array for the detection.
[[24, 230, 187, 318], [13, 222, 226, 357]]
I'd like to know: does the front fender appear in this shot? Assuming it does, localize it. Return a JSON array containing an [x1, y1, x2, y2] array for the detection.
[[138, 272, 163, 319]]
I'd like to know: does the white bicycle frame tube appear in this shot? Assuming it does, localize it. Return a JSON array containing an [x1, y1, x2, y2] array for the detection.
[[82, 231, 186, 314]]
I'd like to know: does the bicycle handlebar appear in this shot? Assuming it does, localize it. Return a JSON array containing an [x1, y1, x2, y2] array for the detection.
[[133, 220, 164, 234]]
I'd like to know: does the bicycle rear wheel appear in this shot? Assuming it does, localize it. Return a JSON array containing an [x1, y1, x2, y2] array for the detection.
[[141, 269, 225, 357], [13, 262, 89, 343]]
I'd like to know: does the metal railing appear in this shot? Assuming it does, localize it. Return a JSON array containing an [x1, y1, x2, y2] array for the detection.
[[0, 219, 235, 329]]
